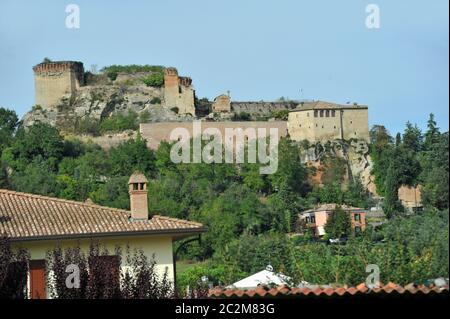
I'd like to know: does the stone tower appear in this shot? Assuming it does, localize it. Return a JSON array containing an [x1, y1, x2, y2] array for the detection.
[[163, 67, 195, 116], [33, 60, 84, 108]]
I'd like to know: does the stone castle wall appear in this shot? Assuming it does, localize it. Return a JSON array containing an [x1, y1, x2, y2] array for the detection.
[[33, 61, 84, 108], [140, 121, 288, 149]]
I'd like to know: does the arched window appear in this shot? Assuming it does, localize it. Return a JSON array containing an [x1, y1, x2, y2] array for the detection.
[[325, 110, 329, 117], [314, 110, 318, 117], [320, 110, 324, 117]]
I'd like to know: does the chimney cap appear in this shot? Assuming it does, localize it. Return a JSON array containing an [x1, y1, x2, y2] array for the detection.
[[128, 172, 148, 185]]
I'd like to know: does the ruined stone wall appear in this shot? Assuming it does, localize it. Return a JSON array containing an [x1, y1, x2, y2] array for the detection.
[[140, 121, 288, 149], [33, 61, 84, 108], [231, 101, 297, 116]]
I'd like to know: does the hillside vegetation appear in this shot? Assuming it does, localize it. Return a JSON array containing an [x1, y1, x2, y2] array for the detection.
[[1, 107, 448, 292]]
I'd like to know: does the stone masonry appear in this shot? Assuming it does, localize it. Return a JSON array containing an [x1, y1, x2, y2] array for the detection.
[[33, 61, 84, 108], [287, 101, 369, 143], [163, 67, 196, 116]]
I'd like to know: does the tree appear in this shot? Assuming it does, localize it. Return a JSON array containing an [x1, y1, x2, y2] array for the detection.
[[109, 135, 155, 176], [420, 132, 449, 210], [403, 122, 422, 153], [2, 123, 64, 172], [324, 206, 352, 239], [268, 138, 309, 195], [395, 132, 402, 147], [424, 113, 440, 151], [370, 125, 392, 152], [383, 164, 404, 218], [0, 107, 19, 153]]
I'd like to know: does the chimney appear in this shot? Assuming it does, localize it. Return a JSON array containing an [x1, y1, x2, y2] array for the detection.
[[128, 172, 149, 220]]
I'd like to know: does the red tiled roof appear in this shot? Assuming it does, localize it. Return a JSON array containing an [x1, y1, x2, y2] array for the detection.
[[300, 203, 365, 214], [0, 189, 205, 241], [208, 282, 449, 298]]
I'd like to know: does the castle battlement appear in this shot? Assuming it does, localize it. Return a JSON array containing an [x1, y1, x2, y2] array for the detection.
[[179, 76, 192, 87], [164, 67, 178, 76], [33, 61, 84, 75]]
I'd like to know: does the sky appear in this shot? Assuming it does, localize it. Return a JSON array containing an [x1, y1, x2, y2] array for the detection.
[[0, 0, 448, 134]]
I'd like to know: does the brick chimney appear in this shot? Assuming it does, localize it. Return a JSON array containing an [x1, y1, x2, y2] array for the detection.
[[128, 172, 149, 220]]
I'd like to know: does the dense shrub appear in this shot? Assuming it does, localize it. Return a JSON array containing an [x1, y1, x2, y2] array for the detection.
[[150, 97, 161, 105], [141, 73, 164, 87], [101, 65, 165, 82], [46, 242, 173, 299], [232, 112, 251, 121], [0, 237, 29, 299], [99, 111, 139, 133]]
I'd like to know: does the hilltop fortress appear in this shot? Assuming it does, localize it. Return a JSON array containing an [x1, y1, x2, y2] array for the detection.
[[25, 59, 369, 144]]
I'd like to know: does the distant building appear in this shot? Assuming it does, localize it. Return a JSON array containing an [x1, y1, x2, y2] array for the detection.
[[298, 204, 367, 237], [398, 185, 423, 213], [212, 94, 231, 113], [288, 101, 369, 143]]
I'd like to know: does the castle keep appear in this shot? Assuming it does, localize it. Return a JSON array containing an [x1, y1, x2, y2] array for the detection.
[[163, 67, 195, 115], [287, 101, 369, 143], [33, 61, 84, 108]]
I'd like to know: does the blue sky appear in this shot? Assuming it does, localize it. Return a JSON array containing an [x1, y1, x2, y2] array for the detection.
[[0, 0, 448, 134]]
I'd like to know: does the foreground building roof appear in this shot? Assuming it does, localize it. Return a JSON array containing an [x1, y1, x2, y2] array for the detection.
[[0, 189, 205, 241], [209, 282, 449, 298]]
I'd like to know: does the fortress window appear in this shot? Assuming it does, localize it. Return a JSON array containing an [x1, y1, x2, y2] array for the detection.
[[299, 124, 301, 127], [334, 126, 336, 129], [322, 125, 324, 129], [319, 110, 324, 117], [315, 124, 318, 127], [350, 121, 353, 124], [331, 110, 336, 117], [325, 110, 329, 117], [314, 110, 318, 117]]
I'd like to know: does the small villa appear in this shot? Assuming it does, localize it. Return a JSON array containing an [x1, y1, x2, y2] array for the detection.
[[0, 172, 206, 299], [298, 204, 366, 237]]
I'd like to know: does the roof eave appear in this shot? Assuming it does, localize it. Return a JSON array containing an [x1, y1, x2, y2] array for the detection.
[[7, 227, 208, 243]]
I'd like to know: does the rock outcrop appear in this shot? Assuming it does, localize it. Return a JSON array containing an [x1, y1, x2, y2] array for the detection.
[[299, 139, 378, 196], [23, 72, 194, 133]]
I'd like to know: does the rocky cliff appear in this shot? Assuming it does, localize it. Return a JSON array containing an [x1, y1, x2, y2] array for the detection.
[[299, 139, 378, 197], [23, 71, 194, 133]]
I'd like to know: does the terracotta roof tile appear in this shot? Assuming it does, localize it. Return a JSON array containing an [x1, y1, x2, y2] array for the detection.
[[208, 282, 449, 298], [0, 189, 205, 240]]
